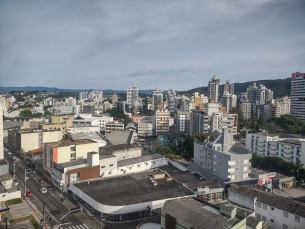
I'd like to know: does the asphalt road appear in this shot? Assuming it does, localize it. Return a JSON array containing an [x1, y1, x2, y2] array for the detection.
[[4, 143, 88, 229]]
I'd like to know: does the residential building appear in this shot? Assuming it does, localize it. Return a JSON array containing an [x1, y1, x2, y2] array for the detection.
[[208, 76, 220, 103], [291, 72, 305, 121], [105, 121, 124, 134], [193, 128, 252, 183], [43, 139, 99, 176], [0, 96, 4, 160], [138, 117, 154, 137], [176, 111, 191, 134], [28, 147, 43, 162], [88, 90, 103, 101], [67, 126, 100, 134], [246, 132, 305, 164], [194, 92, 202, 108], [226, 113, 238, 135], [239, 102, 251, 120], [167, 89, 176, 113], [247, 83, 273, 105], [161, 198, 266, 229], [130, 115, 145, 123], [275, 96, 290, 116], [154, 109, 170, 135], [127, 83, 140, 112], [269, 104, 280, 119], [220, 81, 234, 95], [112, 93, 118, 104], [222, 92, 237, 113], [82, 105, 95, 115], [79, 91, 88, 101], [39, 116, 73, 134], [73, 114, 113, 131], [50, 105, 79, 115], [253, 104, 270, 120], [152, 87, 163, 110], [8, 128, 63, 152], [65, 97, 76, 106], [229, 186, 305, 229]]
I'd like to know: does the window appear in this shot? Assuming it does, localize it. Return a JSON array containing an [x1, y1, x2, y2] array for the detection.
[[110, 164, 113, 167], [256, 213, 261, 220], [283, 224, 288, 229], [270, 219, 274, 222], [101, 166, 105, 168], [295, 216, 300, 222], [70, 153, 76, 158], [257, 202, 261, 208], [235, 160, 240, 165], [70, 146, 75, 151], [283, 212, 288, 218], [263, 204, 267, 210], [262, 216, 266, 221], [271, 207, 274, 210]]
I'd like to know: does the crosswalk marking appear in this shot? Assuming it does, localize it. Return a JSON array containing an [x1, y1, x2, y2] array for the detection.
[[65, 224, 89, 229]]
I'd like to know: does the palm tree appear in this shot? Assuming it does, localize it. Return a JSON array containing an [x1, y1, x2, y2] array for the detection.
[[292, 161, 304, 180]]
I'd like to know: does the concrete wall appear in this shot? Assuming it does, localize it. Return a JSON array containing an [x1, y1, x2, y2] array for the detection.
[[21, 133, 39, 152], [43, 131, 63, 144], [0, 164, 9, 176], [100, 157, 118, 174], [228, 189, 256, 211]]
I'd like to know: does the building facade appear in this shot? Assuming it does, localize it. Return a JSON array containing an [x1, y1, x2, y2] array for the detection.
[[176, 111, 191, 134], [291, 72, 305, 121], [127, 83, 140, 112], [154, 109, 170, 135], [208, 76, 220, 103]]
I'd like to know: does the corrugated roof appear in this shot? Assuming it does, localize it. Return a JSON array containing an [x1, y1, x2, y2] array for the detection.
[[30, 147, 43, 155], [230, 186, 305, 217], [45, 139, 94, 148], [117, 154, 163, 167]]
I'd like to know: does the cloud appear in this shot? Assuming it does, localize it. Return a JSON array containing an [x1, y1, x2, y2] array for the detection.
[[0, 0, 304, 91]]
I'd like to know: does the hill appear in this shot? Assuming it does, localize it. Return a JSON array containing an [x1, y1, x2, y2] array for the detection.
[[180, 77, 291, 98]]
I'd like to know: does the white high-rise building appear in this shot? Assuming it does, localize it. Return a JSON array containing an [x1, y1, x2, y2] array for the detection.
[[221, 92, 237, 113], [247, 83, 273, 105], [88, 90, 103, 101], [167, 89, 176, 113], [291, 72, 305, 121], [127, 84, 140, 112], [239, 102, 251, 120]]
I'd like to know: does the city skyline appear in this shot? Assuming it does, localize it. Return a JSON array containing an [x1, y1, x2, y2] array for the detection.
[[1, 0, 304, 90]]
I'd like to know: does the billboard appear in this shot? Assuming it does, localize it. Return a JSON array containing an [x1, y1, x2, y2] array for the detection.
[[259, 177, 273, 186]]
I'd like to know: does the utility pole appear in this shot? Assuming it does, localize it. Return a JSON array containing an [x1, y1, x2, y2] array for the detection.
[[24, 167, 27, 195], [13, 160, 16, 180]]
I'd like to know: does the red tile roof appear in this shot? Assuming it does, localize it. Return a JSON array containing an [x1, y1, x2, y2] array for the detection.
[[30, 147, 43, 155]]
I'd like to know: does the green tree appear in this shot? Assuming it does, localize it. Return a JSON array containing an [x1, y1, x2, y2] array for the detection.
[[146, 110, 155, 116], [62, 133, 73, 141], [20, 110, 32, 117]]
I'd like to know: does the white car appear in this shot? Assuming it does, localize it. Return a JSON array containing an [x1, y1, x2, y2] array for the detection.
[[40, 188, 47, 194]]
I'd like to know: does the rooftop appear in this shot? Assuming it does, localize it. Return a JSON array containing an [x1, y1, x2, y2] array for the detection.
[[117, 154, 163, 167], [0, 160, 8, 166], [73, 169, 194, 206], [45, 139, 95, 148], [230, 186, 305, 218], [105, 131, 133, 145], [30, 147, 43, 155], [162, 198, 240, 229], [99, 144, 139, 155], [58, 158, 88, 168]]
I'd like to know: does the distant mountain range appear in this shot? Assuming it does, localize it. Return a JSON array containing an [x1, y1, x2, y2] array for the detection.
[[0, 77, 291, 98]]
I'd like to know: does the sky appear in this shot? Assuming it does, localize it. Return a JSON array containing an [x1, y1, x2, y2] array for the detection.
[[0, 0, 304, 91]]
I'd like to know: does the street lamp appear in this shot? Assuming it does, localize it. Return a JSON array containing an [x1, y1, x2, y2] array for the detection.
[[58, 209, 80, 229]]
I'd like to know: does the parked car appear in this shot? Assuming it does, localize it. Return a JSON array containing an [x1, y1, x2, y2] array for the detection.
[[47, 186, 55, 191], [8, 152, 12, 155], [38, 179, 45, 184], [40, 188, 47, 194], [26, 190, 33, 197]]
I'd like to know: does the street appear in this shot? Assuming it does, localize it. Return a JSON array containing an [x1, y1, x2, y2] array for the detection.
[[4, 143, 90, 229]]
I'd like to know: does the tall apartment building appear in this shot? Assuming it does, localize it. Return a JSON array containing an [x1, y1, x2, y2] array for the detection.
[[127, 83, 140, 112], [51, 105, 79, 115], [167, 89, 176, 113], [275, 96, 290, 116], [152, 87, 163, 110], [176, 111, 191, 134], [253, 104, 270, 120], [112, 93, 118, 104], [79, 91, 88, 101], [239, 102, 251, 120], [82, 105, 95, 115], [220, 81, 234, 95], [193, 92, 202, 108], [291, 72, 305, 121], [154, 108, 170, 135], [247, 83, 273, 105], [65, 97, 76, 106], [246, 132, 305, 165], [269, 104, 280, 119], [208, 76, 220, 103], [221, 92, 237, 113], [193, 129, 252, 182], [138, 117, 153, 136], [88, 90, 103, 101], [0, 96, 4, 160], [190, 103, 234, 135]]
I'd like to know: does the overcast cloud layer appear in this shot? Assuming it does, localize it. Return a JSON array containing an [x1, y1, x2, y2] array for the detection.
[[0, 0, 304, 91]]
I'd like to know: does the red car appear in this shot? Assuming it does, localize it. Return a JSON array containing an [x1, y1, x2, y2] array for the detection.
[[38, 179, 45, 184], [26, 190, 33, 197]]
